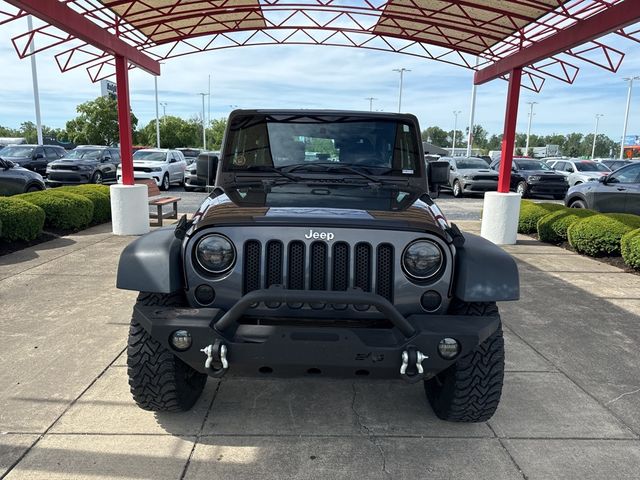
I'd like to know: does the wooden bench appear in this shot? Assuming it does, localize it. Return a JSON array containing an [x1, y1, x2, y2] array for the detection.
[[137, 179, 181, 227]]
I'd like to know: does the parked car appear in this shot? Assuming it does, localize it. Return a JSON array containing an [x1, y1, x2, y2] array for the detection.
[[118, 148, 186, 190], [440, 156, 498, 197], [0, 144, 66, 176], [185, 151, 219, 191], [565, 162, 640, 214], [489, 157, 568, 199], [117, 109, 519, 423], [0, 157, 46, 195], [46, 146, 121, 185], [177, 148, 201, 165], [547, 159, 610, 186], [596, 159, 633, 172]]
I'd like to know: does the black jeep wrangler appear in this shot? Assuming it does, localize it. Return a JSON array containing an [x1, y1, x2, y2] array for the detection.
[[117, 110, 519, 422]]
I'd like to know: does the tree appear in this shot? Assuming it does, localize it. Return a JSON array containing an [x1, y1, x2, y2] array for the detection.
[[421, 126, 449, 146], [139, 115, 200, 149], [487, 134, 502, 151], [468, 125, 488, 150], [66, 96, 137, 145], [206, 118, 227, 150], [563, 133, 583, 157]]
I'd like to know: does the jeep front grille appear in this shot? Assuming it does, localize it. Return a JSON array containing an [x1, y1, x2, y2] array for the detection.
[[242, 240, 394, 302]]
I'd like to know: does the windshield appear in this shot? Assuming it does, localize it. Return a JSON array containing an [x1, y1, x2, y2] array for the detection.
[[515, 159, 551, 171], [66, 149, 101, 159], [223, 115, 421, 176], [133, 151, 166, 162], [455, 158, 489, 169], [594, 163, 610, 172], [574, 161, 602, 172], [0, 146, 34, 157]]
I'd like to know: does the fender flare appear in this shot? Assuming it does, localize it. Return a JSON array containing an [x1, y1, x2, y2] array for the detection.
[[453, 232, 519, 302], [116, 227, 184, 293]]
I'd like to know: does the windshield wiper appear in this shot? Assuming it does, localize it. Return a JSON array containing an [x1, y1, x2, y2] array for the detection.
[[241, 165, 302, 182], [279, 162, 388, 184]]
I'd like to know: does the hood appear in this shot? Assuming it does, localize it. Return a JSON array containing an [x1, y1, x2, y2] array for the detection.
[[457, 168, 497, 175], [190, 184, 443, 235], [129, 160, 165, 168], [50, 158, 96, 167], [521, 170, 563, 176], [2, 155, 31, 163]]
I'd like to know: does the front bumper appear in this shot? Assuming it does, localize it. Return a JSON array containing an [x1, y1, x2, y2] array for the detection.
[[46, 171, 91, 185], [135, 288, 500, 381], [527, 181, 568, 195], [462, 180, 498, 192], [117, 172, 161, 185], [185, 172, 204, 188]]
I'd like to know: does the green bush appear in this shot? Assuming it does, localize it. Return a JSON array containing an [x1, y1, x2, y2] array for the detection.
[[0, 197, 45, 242], [518, 201, 566, 234], [568, 213, 640, 256], [57, 186, 111, 224], [621, 228, 640, 270], [18, 190, 93, 230], [537, 208, 596, 244]]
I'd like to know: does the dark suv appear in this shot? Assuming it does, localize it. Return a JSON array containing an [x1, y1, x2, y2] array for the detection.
[[490, 157, 568, 199], [117, 110, 519, 422], [46, 146, 121, 185], [0, 144, 66, 176]]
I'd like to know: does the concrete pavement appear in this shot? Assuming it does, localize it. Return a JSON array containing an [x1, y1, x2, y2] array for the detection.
[[1, 220, 639, 479]]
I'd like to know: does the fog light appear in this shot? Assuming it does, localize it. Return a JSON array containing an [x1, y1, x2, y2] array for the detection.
[[421, 290, 442, 312], [171, 330, 192, 351], [438, 338, 460, 360], [195, 284, 215, 305]]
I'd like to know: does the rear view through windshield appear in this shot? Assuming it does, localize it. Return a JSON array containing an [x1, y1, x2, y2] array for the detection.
[[223, 114, 421, 175]]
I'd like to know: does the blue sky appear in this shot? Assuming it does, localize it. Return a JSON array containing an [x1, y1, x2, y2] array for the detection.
[[1, 17, 640, 140]]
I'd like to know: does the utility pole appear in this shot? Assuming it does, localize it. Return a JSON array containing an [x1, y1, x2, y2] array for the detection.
[[154, 75, 160, 148], [392, 68, 411, 113], [452, 110, 461, 155], [365, 97, 378, 112], [592, 114, 604, 159], [620, 77, 639, 159], [525, 101, 538, 156], [27, 16, 43, 145], [199, 93, 209, 150], [160, 102, 167, 118], [466, 57, 479, 157]]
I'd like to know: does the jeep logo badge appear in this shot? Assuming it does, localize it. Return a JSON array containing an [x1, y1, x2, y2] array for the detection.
[[305, 229, 335, 241]]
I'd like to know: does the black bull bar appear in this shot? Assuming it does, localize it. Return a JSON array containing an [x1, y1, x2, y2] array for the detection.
[[134, 288, 500, 382]]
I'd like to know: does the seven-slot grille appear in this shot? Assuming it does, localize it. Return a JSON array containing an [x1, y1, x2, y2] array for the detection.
[[242, 240, 394, 303]]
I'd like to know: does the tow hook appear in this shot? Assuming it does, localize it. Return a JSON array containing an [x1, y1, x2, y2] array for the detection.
[[400, 347, 428, 383], [200, 339, 228, 378]]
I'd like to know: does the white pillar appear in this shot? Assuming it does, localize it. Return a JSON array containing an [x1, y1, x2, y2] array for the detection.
[[480, 192, 522, 245], [110, 185, 150, 236], [27, 16, 43, 145]]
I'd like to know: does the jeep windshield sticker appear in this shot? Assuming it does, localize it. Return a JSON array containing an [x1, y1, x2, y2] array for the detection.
[[402, 169, 414, 175], [265, 207, 373, 218]]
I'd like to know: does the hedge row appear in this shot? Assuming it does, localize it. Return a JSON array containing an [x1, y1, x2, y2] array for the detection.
[[0, 185, 111, 243], [519, 200, 640, 271]]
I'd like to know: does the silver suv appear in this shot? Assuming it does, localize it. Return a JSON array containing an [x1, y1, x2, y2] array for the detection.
[[548, 159, 610, 186]]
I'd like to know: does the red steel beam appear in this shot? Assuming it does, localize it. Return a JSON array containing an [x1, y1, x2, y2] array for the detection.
[[498, 68, 522, 193], [475, 0, 640, 85], [115, 55, 134, 186], [4, 0, 160, 75]]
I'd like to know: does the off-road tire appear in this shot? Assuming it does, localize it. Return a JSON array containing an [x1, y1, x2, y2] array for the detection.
[[424, 301, 504, 422], [127, 292, 207, 412]]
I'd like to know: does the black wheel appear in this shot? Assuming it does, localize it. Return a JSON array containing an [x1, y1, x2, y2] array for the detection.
[[127, 292, 207, 412], [569, 199, 587, 209], [425, 300, 504, 422], [91, 171, 103, 184], [516, 181, 528, 197], [160, 174, 170, 191], [452, 180, 463, 198], [26, 185, 43, 192]]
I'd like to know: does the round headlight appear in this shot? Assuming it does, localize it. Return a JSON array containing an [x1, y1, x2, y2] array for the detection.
[[402, 240, 443, 280], [195, 234, 235, 274]]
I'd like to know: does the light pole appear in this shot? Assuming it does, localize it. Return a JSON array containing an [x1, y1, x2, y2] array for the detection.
[[525, 101, 538, 156], [199, 93, 209, 149], [620, 76, 639, 159], [466, 56, 479, 157], [592, 114, 604, 159], [452, 110, 461, 155], [159, 102, 167, 118], [392, 68, 411, 113], [154, 75, 160, 148], [27, 16, 43, 145], [365, 97, 378, 112]]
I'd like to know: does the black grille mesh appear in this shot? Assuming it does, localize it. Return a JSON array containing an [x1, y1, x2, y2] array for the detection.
[[376, 244, 394, 302], [265, 241, 283, 287], [354, 243, 372, 292], [310, 242, 327, 290], [332, 242, 349, 291], [243, 240, 261, 294], [288, 241, 305, 289]]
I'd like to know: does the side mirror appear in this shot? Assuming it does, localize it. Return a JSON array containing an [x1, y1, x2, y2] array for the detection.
[[33, 153, 44, 160], [169, 158, 177, 164], [567, 168, 574, 173], [598, 176, 607, 184], [449, 165, 455, 171]]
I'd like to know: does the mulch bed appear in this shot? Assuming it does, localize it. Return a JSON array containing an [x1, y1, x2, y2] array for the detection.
[[526, 233, 639, 276]]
